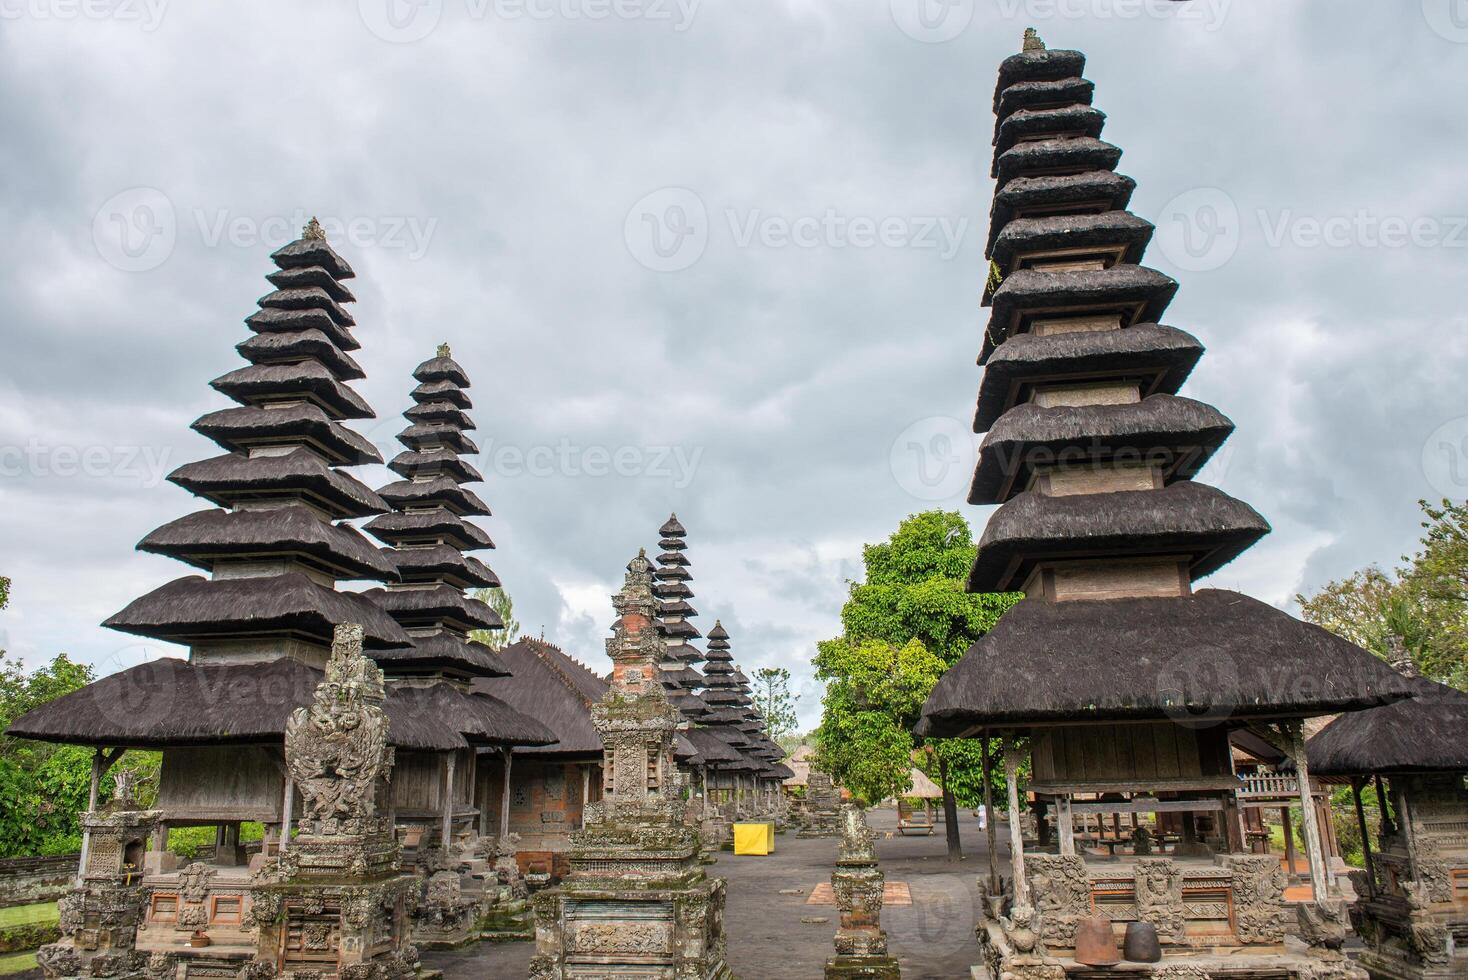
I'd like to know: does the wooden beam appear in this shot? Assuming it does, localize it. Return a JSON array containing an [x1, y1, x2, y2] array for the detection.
[[1351, 777, 1377, 898], [1282, 722, 1328, 900], [1067, 798, 1225, 815], [499, 748, 513, 840], [1004, 734, 1029, 907], [1058, 795, 1075, 857], [982, 738, 1000, 892], [441, 752, 456, 854]]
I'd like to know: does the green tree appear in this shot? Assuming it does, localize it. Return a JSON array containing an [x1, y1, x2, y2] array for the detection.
[[0, 575, 10, 609], [813, 511, 1020, 857], [470, 587, 521, 650], [751, 667, 799, 743]]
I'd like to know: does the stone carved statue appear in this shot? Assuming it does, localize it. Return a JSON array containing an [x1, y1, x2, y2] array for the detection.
[[825, 803, 899, 979]]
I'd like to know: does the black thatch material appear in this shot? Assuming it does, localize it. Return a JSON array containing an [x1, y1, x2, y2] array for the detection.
[[397, 423, 479, 455], [363, 585, 502, 633], [385, 546, 499, 590], [413, 355, 470, 387], [983, 265, 1179, 363], [993, 105, 1106, 168], [192, 405, 382, 465], [968, 481, 1270, 592], [258, 287, 355, 327], [987, 171, 1136, 253], [390, 684, 556, 747], [656, 551, 691, 566], [169, 449, 389, 519], [411, 380, 471, 409], [658, 537, 686, 551], [371, 631, 510, 677], [271, 237, 355, 279], [139, 506, 397, 581], [210, 360, 374, 419], [3, 658, 466, 751], [994, 48, 1085, 106], [364, 508, 493, 550], [917, 590, 1417, 735], [265, 265, 355, 303], [660, 514, 687, 536], [973, 323, 1204, 433], [655, 565, 692, 582], [475, 639, 608, 757], [995, 77, 1094, 121], [104, 573, 412, 649], [658, 600, 697, 616], [245, 307, 359, 352], [707, 622, 730, 641], [971, 394, 1234, 504], [387, 448, 482, 483], [661, 620, 702, 640], [377, 477, 490, 517], [404, 401, 476, 430], [684, 727, 743, 766], [1307, 675, 1468, 776], [236, 329, 365, 380], [989, 211, 1152, 274], [995, 137, 1121, 189], [653, 581, 692, 599]]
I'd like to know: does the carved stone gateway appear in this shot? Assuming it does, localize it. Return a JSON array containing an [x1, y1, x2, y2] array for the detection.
[[529, 554, 731, 979], [824, 805, 899, 979]]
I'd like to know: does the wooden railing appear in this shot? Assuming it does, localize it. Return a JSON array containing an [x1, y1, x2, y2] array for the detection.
[[1238, 773, 1299, 797]]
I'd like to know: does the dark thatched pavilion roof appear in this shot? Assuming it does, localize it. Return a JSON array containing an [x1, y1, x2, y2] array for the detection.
[[916, 590, 1417, 737], [139, 506, 397, 581], [983, 265, 1178, 363], [473, 638, 609, 758], [968, 481, 1269, 592], [995, 137, 1122, 189], [236, 329, 364, 380], [168, 449, 388, 519], [993, 46, 1085, 105], [192, 404, 382, 466], [995, 76, 1094, 121], [987, 171, 1136, 253], [389, 684, 557, 748], [370, 632, 510, 677], [973, 323, 1203, 434], [4, 658, 466, 751], [993, 104, 1106, 165], [989, 210, 1151, 275], [1306, 674, 1468, 777]]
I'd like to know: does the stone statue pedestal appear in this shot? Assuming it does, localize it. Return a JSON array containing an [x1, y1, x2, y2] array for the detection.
[[825, 806, 899, 980]]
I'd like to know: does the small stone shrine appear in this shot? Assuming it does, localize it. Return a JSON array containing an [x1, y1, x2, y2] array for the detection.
[[799, 772, 842, 839], [825, 804, 899, 980], [528, 552, 731, 979]]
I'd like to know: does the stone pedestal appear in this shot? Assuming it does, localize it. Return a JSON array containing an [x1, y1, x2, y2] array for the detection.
[[825, 805, 899, 980]]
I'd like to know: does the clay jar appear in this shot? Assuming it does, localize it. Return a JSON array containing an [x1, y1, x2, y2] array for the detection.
[[1074, 913, 1120, 966]]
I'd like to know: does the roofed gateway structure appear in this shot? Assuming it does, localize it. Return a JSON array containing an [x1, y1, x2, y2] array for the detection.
[[917, 35, 1414, 980], [1306, 645, 1468, 979]]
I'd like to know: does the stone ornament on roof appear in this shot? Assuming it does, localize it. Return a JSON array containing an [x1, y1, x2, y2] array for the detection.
[[302, 215, 326, 240], [1022, 27, 1044, 52]]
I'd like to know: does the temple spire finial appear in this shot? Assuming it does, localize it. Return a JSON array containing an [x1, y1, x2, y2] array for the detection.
[[302, 216, 326, 241], [1022, 27, 1044, 52], [437, 342, 451, 358]]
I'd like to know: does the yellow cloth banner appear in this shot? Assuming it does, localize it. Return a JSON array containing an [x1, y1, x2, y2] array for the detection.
[[732, 822, 774, 855]]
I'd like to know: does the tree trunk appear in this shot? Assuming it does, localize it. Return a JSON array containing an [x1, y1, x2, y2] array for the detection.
[[939, 755, 963, 860]]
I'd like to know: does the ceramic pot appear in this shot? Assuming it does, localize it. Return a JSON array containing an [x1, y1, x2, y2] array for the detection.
[[1123, 921, 1162, 962], [1073, 913, 1119, 966]]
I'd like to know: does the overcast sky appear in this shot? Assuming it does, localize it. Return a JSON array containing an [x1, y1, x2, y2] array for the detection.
[[2, 2, 1466, 730]]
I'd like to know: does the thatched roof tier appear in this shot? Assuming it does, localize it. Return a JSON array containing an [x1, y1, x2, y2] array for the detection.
[[192, 404, 382, 465], [387, 448, 482, 483], [236, 329, 364, 380], [660, 666, 704, 687], [271, 235, 355, 279], [968, 481, 1270, 592], [168, 449, 389, 519], [658, 536, 686, 551], [995, 137, 1122, 190], [139, 506, 397, 581], [993, 105, 1106, 167], [707, 622, 730, 642], [1307, 674, 1468, 777], [404, 401, 475, 430], [768, 762, 795, 780], [104, 573, 412, 649], [397, 422, 479, 455], [4, 658, 465, 751], [390, 684, 556, 747], [363, 584, 503, 632], [988, 171, 1136, 253], [371, 631, 510, 677], [363, 508, 493, 550], [265, 264, 355, 302], [661, 619, 702, 640], [973, 323, 1204, 433], [653, 580, 692, 599], [384, 546, 499, 590], [917, 590, 1416, 736], [989, 211, 1152, 275], [656, 550, 691, 566], [995, 76, 1094, 121], [474, 638, 608, 757], [994, 47, 1085, 105], [983, 265, 1178, 363], [210, 361, 374, 419], [410, 379, 471, 408], [660, 514, 688, 536], [701, 689, 747, 706], [658, 600, 697, 616], [245, 307, 359, 352], [654, 564, 692, 581], [683, 727, 743, 766], [413, 353, 470, 387], [376, 477, 490, 517], [970, 394, 1233, 504], [257, 286, 355, 328]]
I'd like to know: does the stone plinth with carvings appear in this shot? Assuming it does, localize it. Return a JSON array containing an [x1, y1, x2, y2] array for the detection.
[[824, 805, 899, 980]]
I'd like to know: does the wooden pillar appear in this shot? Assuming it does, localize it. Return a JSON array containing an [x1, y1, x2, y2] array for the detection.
[[77, 748, 107, 879], [583, 765, 594, 829], [478, 753, 491, 837], [280, 774, 295, 855], [700, 767, 709, 820], [1374, 775, 1394, 835], [1350, 778, 1377, 897], [1003, 735, 1029, 907], [1285, 723, 1328, 900], [982, 737, 1000, 891], [499, 748, 513, 839], [1282, 806, 1297, 877], [1057, 796, 1076, 857], [441, 752, 456, 854]]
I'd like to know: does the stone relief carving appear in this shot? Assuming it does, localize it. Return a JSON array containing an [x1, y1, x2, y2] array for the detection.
[[1026, 855, 1089, 947], [1221, 854, 1286, 944], [1133, 859, 1184, 943]]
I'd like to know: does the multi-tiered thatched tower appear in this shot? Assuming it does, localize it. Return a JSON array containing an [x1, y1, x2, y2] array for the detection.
[[918, 34, 1413, 980]]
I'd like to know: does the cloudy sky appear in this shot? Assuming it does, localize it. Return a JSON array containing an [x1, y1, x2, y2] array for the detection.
[[2, 1, 1466, 730]]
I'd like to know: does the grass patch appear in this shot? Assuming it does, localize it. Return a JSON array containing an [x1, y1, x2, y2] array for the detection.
[[0, 951, 37, 976], [0, 907, 56, 930]]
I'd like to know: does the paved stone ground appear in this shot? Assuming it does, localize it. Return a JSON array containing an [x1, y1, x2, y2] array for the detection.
[[428, 805, 999, 979]]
